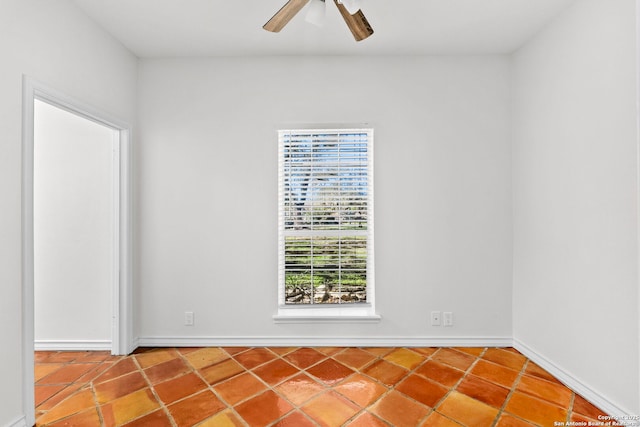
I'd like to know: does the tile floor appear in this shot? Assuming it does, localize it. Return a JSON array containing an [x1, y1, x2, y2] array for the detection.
[[35, 347, 609, 426]]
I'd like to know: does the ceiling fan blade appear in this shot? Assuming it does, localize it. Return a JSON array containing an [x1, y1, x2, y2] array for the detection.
[[263, 0, 312, 33], [333, 0, 374, 41]]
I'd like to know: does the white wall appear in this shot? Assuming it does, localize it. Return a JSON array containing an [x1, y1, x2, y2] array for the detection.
[[0, 0, 137, 425], [512, 0, 639, 414], [136, 56, 513, 343], [34, 100, 114, 345]]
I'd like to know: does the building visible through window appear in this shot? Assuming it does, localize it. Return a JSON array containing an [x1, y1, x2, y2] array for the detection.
[[278, 129, 374, 306]]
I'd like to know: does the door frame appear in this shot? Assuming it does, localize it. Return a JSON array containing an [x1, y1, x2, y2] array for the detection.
[[21, 76, 133, 426]]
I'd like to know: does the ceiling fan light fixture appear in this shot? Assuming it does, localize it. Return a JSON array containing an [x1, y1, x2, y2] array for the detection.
[[339, 0, 361, 15], [305, 0, 326, 27]]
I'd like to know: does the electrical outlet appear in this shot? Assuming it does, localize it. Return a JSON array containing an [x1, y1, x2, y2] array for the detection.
[[185, 311, 194, 326], [443, 311, 453, 327], [430, 311, 441, 326]]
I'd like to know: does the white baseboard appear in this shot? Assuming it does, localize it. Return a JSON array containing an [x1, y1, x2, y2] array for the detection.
[[136, 335, 513, 348], [514, 339, 638, 422], [4, 415, 27, 427], [34, 340, 111, 351]]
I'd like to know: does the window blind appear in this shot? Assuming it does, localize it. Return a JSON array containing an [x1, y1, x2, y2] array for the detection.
[[278, 129, 374, 305]]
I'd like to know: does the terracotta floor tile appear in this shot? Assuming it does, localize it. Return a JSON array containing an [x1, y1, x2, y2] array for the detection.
[[370, 390, 430, 427], [33, 347, 600, 427], [120, 409, 174, 427], [504, 391, 568, 426], [456, 374, 510, 408], [94, 358, 138, 384], [269, 347, 299, 356], [570, 413, 602, 425], [167, 390, 226, 427], [234, 348, 278, 369], [415, 360, 465, 387], [200, 358, 245, 385], [412, 347, 438, 357], [432, 348, 477, 371], [346, 412, 389, 427], [420, 411, 464, 427], [470, 359, 520, 388], [284, 347, 327, 369], [100, 388, 160, 426], [496, 413, 538, 427], [334, 373, 387, 407], [94, 371, 148, 403], [362, 347, 394, 357], [235, 390, 294, 427], [272, 410, 317, 427], [524, 362, 563, 385], [153, 372, 208, 405], [36, 384, 83, 411], [144, 357, 190, 384], [184, 347, 229, 370], [253, 358, 299, 386], [42, 351, 90, 363], [302, 391, 360, 427], [222, 347, 251, 356], [78, 362, 114, 384], [516, 375, 573, 407], [397, 374, 449, 408], [174, 347, 201, 355], [334, 348, 377, 370], [383, 348, 426, 370], [46, 407, 101, 427], [315, 347, 343, 356], [35, 363, 65, 382], [134, 348, 179, 369], [36, 388, 96, 425], [482, 348, 527, 371], [437, 391, 499, 427], [35, 351, 55, 363], [307, 359, 355, 386], [455, 347, 485, 357], [37, 363, 97, 384], [35, 384, 66, 407], [75, 351, 112, 363], [198, 409, 246, 427], [74, 364, 108, 384], [362, 359, 408, 387], [276, 373, 327, 406], [214, 372, 267, 405], [572, 394, 609, 419]]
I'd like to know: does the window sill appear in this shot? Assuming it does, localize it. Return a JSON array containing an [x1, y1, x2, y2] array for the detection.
[[273, 305, 381, 324]]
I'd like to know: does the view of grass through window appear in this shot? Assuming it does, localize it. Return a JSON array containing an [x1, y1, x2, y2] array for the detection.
[[280, 129, 372, 305]]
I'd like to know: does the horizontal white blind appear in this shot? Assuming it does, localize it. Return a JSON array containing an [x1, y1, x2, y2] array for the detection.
[[278, 129, 373, 305]]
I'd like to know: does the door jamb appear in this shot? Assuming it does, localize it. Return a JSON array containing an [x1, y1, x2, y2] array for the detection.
[[22, 76, 133, 426]]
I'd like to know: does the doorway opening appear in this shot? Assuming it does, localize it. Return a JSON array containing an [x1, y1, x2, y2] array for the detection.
[[22, 77, 132, 426], [34, 99, 116, 351]]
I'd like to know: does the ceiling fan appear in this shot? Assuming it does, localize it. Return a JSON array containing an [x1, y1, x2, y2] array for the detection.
[[263, 0, 374, 42]]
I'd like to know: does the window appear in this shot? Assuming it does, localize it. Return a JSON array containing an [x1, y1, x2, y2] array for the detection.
[[278, 128, 374, 314]]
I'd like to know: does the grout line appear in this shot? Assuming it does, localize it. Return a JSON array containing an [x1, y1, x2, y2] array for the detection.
[[89, 373, 106, 427], [424, 347, 489, 426], [177, 347, 250, 427], [491, 356, 529, 427], [244, 347, 322, 427], [208, 347, 292, 427], [567, 391, 576, 424], [133, 350, 179, 427]]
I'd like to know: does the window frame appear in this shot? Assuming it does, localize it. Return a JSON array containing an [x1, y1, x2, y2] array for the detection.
[[274, 127, 379, 323]]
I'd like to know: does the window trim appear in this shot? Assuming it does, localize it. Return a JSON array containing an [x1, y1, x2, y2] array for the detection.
[[275, 127, 379, 323]]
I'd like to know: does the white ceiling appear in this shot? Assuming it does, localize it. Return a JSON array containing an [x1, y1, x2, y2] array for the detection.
[[71, 0, 577, 58]]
